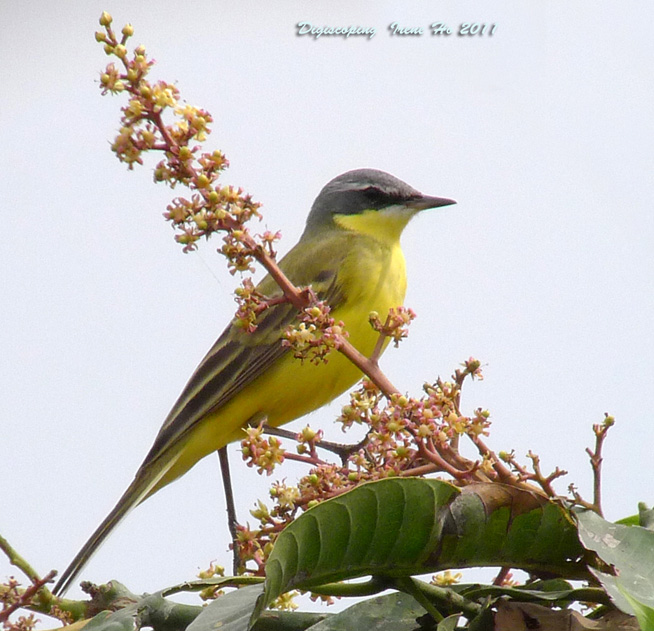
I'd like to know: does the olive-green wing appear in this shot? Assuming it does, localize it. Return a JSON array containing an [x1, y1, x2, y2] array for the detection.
[[145, 233, 348, 460]]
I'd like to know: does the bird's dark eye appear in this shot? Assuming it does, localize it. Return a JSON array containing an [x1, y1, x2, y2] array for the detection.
[[362, 186, 395, 208]]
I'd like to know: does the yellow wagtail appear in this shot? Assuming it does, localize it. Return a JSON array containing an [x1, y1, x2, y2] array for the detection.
[[54, 168, 455, 594]]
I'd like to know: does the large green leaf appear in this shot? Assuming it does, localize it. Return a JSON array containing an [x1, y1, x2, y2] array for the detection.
[[576, 509, 654, 628], [254, 478, 586, 623], [262, 478, 455, 602]]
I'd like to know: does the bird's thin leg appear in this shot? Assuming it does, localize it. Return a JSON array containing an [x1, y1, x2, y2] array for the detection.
[[217, 447, 241, 575]]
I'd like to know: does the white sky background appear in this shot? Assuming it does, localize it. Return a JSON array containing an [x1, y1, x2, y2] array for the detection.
[[1, 0, 653, 618]]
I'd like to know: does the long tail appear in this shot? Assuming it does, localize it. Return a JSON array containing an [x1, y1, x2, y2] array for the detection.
[[53, 450, 182, 596]]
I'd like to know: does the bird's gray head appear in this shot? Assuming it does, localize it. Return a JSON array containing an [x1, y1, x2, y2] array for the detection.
[[303, 168, 455, 234]]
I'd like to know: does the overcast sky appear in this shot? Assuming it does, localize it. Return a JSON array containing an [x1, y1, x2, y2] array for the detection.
[[1, 0, 653, 619]]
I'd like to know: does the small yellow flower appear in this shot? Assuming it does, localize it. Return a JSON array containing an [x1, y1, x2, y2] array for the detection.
[[432, 570, 463, 586], [272, 591, 299, 611], [250, 500, 270, 520]]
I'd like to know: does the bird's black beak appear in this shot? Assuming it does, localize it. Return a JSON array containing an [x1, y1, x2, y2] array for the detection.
[[407, 195, 457, 211]]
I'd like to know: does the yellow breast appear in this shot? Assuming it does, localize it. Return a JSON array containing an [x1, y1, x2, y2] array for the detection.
[[260, 236, 407, 426]]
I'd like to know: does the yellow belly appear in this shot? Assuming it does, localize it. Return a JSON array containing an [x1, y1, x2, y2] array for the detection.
[[159, 240, 407, 489]]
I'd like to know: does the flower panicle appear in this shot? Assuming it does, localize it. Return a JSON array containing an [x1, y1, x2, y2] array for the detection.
[[95, 12, 265, 262]]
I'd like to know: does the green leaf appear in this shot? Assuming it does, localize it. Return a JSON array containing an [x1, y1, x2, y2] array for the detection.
[[82, 592, 202, 631], [303, 592, 428, 630], [253, 478, 586, 624], [83, 609, 137, 631], [576, 508, 654, 626], [188, 584, 264, 631]]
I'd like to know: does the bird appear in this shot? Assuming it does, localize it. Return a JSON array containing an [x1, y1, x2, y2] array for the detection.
[[53, 168, 455, 595]]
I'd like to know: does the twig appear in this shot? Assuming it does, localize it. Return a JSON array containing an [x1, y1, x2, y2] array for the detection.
[[394, 577, 444, 623], [263, 425, 371, 465], [368, 314, 391, 364], [0, 535, 44, 585], [281, 452, 327, 466], [470, 436, 523, 486], [335, 340, 399, 399], [160, 575, 263, 598], [414, 440, 480, 481], [395, 577, 482, 621], [217, 448, 241, 574], [0, 570, 56, 624], [401, 463, 439, 477], [584, 414, 614, 517], [493, 566, 512, 586], [526, 451, 567, 498], [568, 485, 597, 513]]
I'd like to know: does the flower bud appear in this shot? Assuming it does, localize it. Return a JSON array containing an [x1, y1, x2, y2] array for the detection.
[[387, 421, 401, 433], [122, 23, 134, 37], [99, 11, 113, 26], [193, 214, 208, 230]]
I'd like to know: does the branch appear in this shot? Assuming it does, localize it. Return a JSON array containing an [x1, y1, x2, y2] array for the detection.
[[335, 340, 399, 399], [584, 414, 615, 516], [0, 571, 56, 624], [394, 577, 482, 621], [0, 535, 43, 585]]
